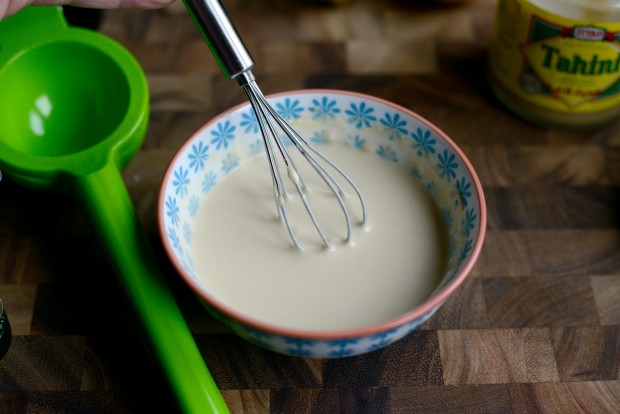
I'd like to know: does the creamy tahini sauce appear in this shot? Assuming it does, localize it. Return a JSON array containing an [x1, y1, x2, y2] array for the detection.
[[191, 144, 450, 331]]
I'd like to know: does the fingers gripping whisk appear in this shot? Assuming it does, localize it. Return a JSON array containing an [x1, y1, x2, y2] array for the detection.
[[183, 0, 367, 249]]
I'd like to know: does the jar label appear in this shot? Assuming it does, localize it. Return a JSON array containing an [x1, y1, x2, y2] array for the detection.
[[489, 0, 620, 113]]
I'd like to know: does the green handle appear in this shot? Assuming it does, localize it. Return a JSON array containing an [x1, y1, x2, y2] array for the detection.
[[73, 161, 229, 414]]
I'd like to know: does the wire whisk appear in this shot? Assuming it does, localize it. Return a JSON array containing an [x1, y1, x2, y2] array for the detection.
[[183, 0, 367, 249]]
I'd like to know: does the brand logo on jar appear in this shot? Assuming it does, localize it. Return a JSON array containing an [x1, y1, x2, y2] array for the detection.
[[521, 36, 620, 106], [519, 16, 620, 107], [573, 26, 606, 41]]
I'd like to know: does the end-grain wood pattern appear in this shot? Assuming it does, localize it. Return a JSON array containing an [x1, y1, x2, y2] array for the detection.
[[2, 0, 620, 412]]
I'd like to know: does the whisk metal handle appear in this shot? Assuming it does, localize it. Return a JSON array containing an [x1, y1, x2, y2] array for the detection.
[[182, 0, 254, 80]]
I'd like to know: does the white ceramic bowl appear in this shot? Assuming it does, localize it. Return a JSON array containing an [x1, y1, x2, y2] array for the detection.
[[158, 90, 486, 358]]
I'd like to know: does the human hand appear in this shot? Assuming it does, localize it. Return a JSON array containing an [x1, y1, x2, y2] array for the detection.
[[0, 0, 175, 21]]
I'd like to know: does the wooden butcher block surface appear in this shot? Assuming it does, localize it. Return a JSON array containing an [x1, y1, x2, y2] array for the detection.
[[2, 0, 620, 412]]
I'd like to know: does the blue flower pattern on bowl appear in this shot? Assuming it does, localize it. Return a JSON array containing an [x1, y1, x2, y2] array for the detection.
[[210, 120, 236, 150], [276, 97, 304, 120], [308, 97, 341, 120], [240, 110, 259, 134], [345, 101, 377, 129], [380, 112, 408, 141], [161, 91, 483, 358]]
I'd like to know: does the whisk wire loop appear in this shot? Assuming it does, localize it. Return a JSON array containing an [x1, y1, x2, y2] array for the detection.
[[243, 79, 341, 249], [184, 0, 367, 249], [242, 85, 301, 247]]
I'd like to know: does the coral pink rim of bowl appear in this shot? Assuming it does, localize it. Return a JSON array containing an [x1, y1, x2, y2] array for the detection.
[[158, 89, 487, 341]]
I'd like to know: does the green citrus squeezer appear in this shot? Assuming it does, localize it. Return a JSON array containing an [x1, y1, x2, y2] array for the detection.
[[0, 7, 228, 413]]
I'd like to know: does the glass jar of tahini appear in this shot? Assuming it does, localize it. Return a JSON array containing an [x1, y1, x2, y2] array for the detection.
[[488, 0, 620, 128]]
